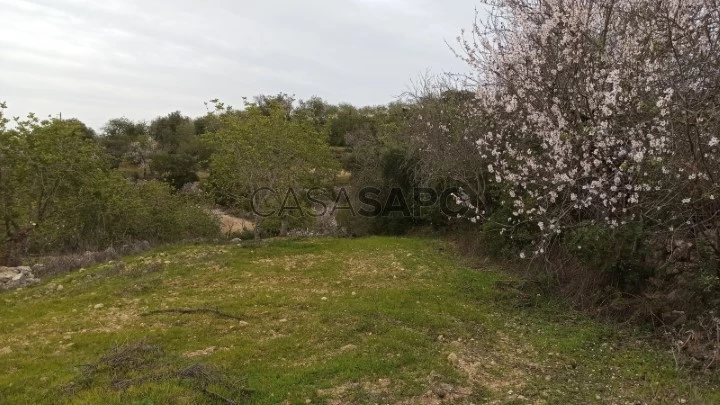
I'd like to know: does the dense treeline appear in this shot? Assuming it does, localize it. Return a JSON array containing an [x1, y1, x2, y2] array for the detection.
[[0, 93, 427, 263]]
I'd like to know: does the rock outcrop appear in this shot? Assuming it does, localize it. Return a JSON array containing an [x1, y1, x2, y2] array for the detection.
[[0, 266, 39, 290]]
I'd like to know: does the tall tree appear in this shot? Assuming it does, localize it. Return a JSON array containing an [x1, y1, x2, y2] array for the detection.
[[99, 117, 150, 169], [148, 112, 200, 189], [208, 99, 338, 237], [149, 111, 195, 152], [0, 111, 108, 264]]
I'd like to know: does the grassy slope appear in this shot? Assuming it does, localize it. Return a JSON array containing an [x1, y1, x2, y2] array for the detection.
[[0, 237, 718, 404]]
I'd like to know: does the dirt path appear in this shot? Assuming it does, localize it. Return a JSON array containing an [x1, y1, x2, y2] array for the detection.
[[211, 208, 254, 235]]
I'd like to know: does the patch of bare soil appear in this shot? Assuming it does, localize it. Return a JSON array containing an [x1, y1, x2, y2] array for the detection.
[[211, 209, 254, 235]]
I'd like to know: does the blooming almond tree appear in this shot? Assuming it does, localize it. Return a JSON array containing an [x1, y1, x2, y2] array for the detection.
[[459, 0, 720, 257]]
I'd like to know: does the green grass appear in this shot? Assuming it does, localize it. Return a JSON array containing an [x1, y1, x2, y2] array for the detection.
[[0, 237, 718, 404]]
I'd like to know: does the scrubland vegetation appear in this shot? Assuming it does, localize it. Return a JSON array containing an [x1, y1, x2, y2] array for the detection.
[[2, 0, 720, 402]]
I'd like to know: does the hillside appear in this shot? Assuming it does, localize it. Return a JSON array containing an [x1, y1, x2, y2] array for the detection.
[[1, 237, 718, 404]]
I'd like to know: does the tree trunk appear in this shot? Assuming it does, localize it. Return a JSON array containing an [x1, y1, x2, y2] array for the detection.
[[279, 216, 288, 237], [252, 192, 262, 240], [253, 214, 261, 240]]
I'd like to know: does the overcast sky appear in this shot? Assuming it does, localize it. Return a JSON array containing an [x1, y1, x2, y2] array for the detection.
[[0, 0, 477, 130]]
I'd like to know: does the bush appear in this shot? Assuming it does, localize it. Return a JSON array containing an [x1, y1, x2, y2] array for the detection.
[[479, 205, 535, 259], [564, 222, 653, 291], [0, 110, 220, 263], [27, 176, 219, 254]]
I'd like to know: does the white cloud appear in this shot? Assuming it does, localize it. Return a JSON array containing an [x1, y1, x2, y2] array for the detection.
[[0, 0, 476, 128]]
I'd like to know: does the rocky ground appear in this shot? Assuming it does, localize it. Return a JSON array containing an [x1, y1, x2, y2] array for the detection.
[[0, 265, 40, 290]]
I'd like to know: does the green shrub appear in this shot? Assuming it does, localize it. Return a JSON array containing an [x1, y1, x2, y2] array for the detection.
[[479, 204, 535, 259], [133, 180, 219, 242], [564, 222, 653, 290], [27, 175, 219, 254]]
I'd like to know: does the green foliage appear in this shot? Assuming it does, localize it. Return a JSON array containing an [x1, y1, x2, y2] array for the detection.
[[0, 115, 109, 262], [144, 111, 206, 189], [130, 180, 219, 243], [207, 99, 338, 236], [63, 118, 97, 139], [480, 205, 535, 259], [335, 101, 449, 237], [149, 111, 195, 152], [99, 118, 149, 168], [24, 172, 218, 254], [564, 222, 653, 289], [328, 104, 369, 146], [293, 96, 333, 135], [253, 93, 295, 117], [149, 152, 200, 190], [0, 110, 218, 263]]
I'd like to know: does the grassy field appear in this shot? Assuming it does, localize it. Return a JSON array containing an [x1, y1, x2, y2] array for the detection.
[[0, 237, 718, 404]]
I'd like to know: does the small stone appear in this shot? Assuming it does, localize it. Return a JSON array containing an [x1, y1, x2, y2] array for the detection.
[[447, 352, 459, 365], [321, 296, 328, 301], [56, 285, 64, 291], [93, 303, 104, 309], [238, 321, 249, 326], [278, 318, 287, 323]]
